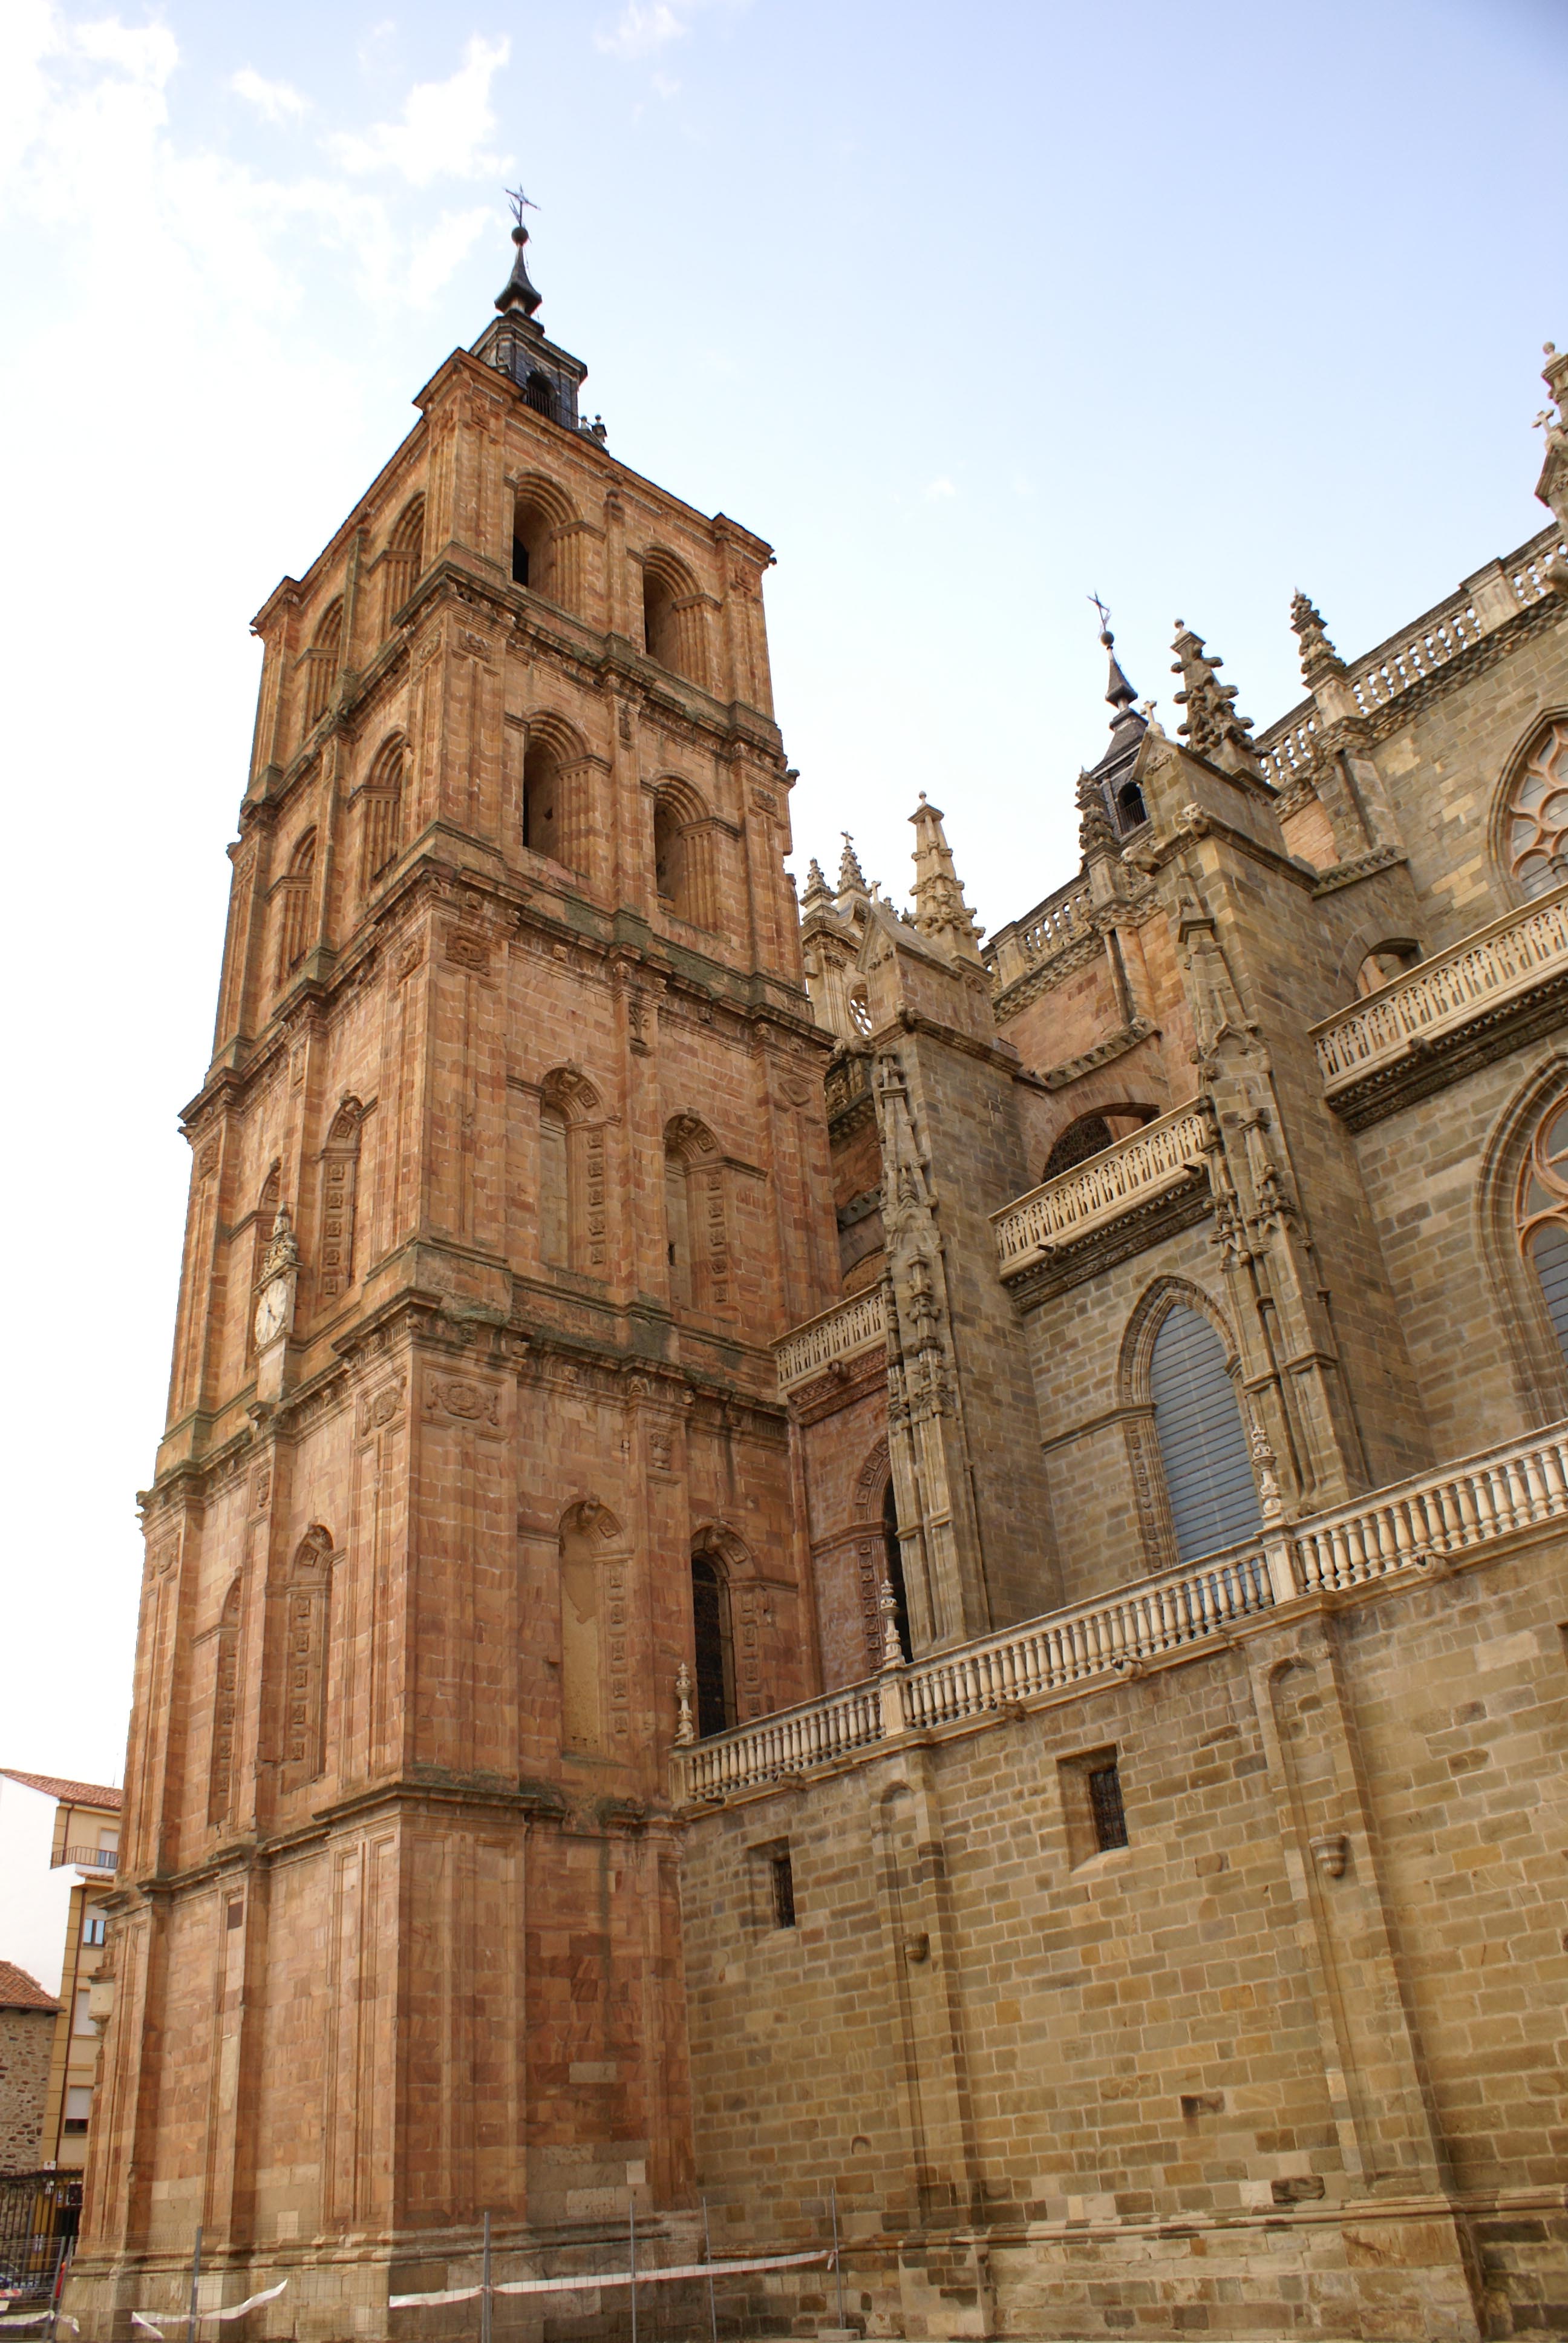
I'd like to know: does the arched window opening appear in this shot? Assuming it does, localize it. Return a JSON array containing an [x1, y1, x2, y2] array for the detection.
[[1504, 719, 1568, 899], [281, 1528, 332, 1789], [539, 1103, 569, 1267], [361, 735, 404, 892], [512, 497, 555, 598], [664, 1116, 730, 1312], [1148, 1305, 1261, 1564], [1353, 939, 1421, 998], [653, 797, 686, 909], [275, 830, 317, 983], [652, 788, 715, 929], [537, 1071, 608, 1278], [207, 1579, 243, 1826], [690, 1551, 733, 1737], [664, 1138, 691, 1307], [1517, 1098, 1568, 1365], [1042, 1105, 1157, 1182], [522, 741, 563, 864], [524, 369, 557, 422], [382, 496, 424, 632], [317, 1101, 364, 1305], [1116, 779, 1148, 830], [643, 569, 678, 669], [1044, 1113, 1114, 1179], [849, 985, 874, 1037], [881, 1481, 912, 1662], [248, 1165, 281, 1355], [301, 598, 343, 736]]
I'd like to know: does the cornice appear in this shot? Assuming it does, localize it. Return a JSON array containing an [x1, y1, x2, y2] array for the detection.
[[1309, 843, 1408, 898]]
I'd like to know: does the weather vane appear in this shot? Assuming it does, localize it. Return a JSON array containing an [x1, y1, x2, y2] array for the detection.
[[1089, 592, 1112, 637], [506, 186, 539, 226]]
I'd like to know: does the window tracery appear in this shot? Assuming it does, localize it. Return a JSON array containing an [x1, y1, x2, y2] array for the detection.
[[1517, 1097, 1568, 1363], [1504, 719, 1568, 898]]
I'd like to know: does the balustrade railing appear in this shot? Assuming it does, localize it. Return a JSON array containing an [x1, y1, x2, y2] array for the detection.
[[1294, 1423, 1568, 1593], [678, 1679, 884, 1800], [775, 1286, 886, 1392], [1310, 883, 1568, 1090], [1257, 711, 1319, 794], [992, 1101, 1210, 1273], [673, 1417, 1568, 1801], [1018, 879, 1093, 960]]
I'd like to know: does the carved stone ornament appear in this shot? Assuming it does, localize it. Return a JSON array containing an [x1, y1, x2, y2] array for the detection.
[[675, 1662, 695, 1747], [1308, 1832, 1349, 1879]]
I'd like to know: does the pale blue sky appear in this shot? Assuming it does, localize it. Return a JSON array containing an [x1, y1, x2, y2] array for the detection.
[[1, 0, 1564, 1783]]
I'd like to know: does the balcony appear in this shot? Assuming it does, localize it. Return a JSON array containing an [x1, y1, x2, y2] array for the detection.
[[775, 1286, 886, 1395], [1310, 882, 1568, 1127], [675, 1418, 1568, 1803], [59, 1847, 117, 1873], [991, 1099, 1212, 1283]]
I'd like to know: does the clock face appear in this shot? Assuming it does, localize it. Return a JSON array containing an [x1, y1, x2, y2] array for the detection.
[[254, 1277, 289, 1349]]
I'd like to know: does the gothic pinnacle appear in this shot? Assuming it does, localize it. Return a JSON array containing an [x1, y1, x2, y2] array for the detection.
[[1171, 619, 1260, 776], [838, 834, 869, 898], [1290, 591, 1346, 688], [909, 794, 984, 963]]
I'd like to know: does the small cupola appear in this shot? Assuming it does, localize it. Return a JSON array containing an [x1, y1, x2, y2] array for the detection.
[[471, 191, 603, 442]]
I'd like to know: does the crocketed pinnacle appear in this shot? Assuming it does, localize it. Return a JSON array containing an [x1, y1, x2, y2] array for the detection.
[[1290, 591, 1346, 689], [838, 834, 870, 899], [909, 794, 984, 963], [800, 856, 835, 913], [1171, 620, 1260, 776]]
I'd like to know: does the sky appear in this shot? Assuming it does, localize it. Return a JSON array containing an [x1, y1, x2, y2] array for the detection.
[[1, 0, 1564, 1787]]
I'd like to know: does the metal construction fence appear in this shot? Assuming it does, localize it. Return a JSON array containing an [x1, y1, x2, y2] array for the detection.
[[0, 2176, 79, 2307]]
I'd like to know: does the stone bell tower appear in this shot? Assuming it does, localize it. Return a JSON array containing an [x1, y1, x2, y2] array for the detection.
[[72, 204, 838, 2336]]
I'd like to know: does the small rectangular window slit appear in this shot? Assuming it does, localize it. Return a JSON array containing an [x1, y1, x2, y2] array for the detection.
[[770, 1848, 795, 1929]]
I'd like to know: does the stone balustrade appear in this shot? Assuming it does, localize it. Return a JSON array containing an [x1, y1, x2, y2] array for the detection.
[[673, 1418, 1568, 1802], [774, 1285, 886, 1393], [984, 876, 1093, 995], [1310, 883, 1568, 1096], [1293, 1421, 1568, 1593], [991, 1101, 1211, 1276]]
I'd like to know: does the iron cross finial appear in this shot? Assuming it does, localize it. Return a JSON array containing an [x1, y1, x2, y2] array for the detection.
[[506, 185, 539, 226], [1089, 592, 1112, 636]]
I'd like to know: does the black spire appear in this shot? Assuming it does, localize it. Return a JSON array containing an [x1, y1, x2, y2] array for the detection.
[[495, 186, 543, 320], [1091, 594, 1139, 728], [1082, 597, 1149, 841]]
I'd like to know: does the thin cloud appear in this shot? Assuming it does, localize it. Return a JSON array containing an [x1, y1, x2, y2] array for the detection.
[[923, 477, 958, 500], [230, 67, 309, 126], [595, 0, 746, 62], [330, 33, 510, 186]]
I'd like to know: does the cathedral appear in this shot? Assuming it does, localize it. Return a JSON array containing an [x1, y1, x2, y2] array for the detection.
[[71, 208, 1568, 2343]]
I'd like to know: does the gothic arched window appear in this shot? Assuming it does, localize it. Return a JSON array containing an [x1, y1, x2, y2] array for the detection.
[[1518, 1099, 1568, 1363], [690, 1550, 733, 1737], [1503, 719, 1568, 899], [1148, 1305, 1261, 1564]]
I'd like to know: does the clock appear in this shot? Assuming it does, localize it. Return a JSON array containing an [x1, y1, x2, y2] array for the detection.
[[254, 1276, 291, 1350]]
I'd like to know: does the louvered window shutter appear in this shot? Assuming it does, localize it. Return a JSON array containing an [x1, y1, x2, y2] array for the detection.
[[1149, 1306, 1261, 1564], [1530, 1223, 1568, 1365]]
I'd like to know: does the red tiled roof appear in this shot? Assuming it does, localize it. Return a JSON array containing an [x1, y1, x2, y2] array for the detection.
[[0, 1769, 122, 1812], [0, 1962, 59, 2013]]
